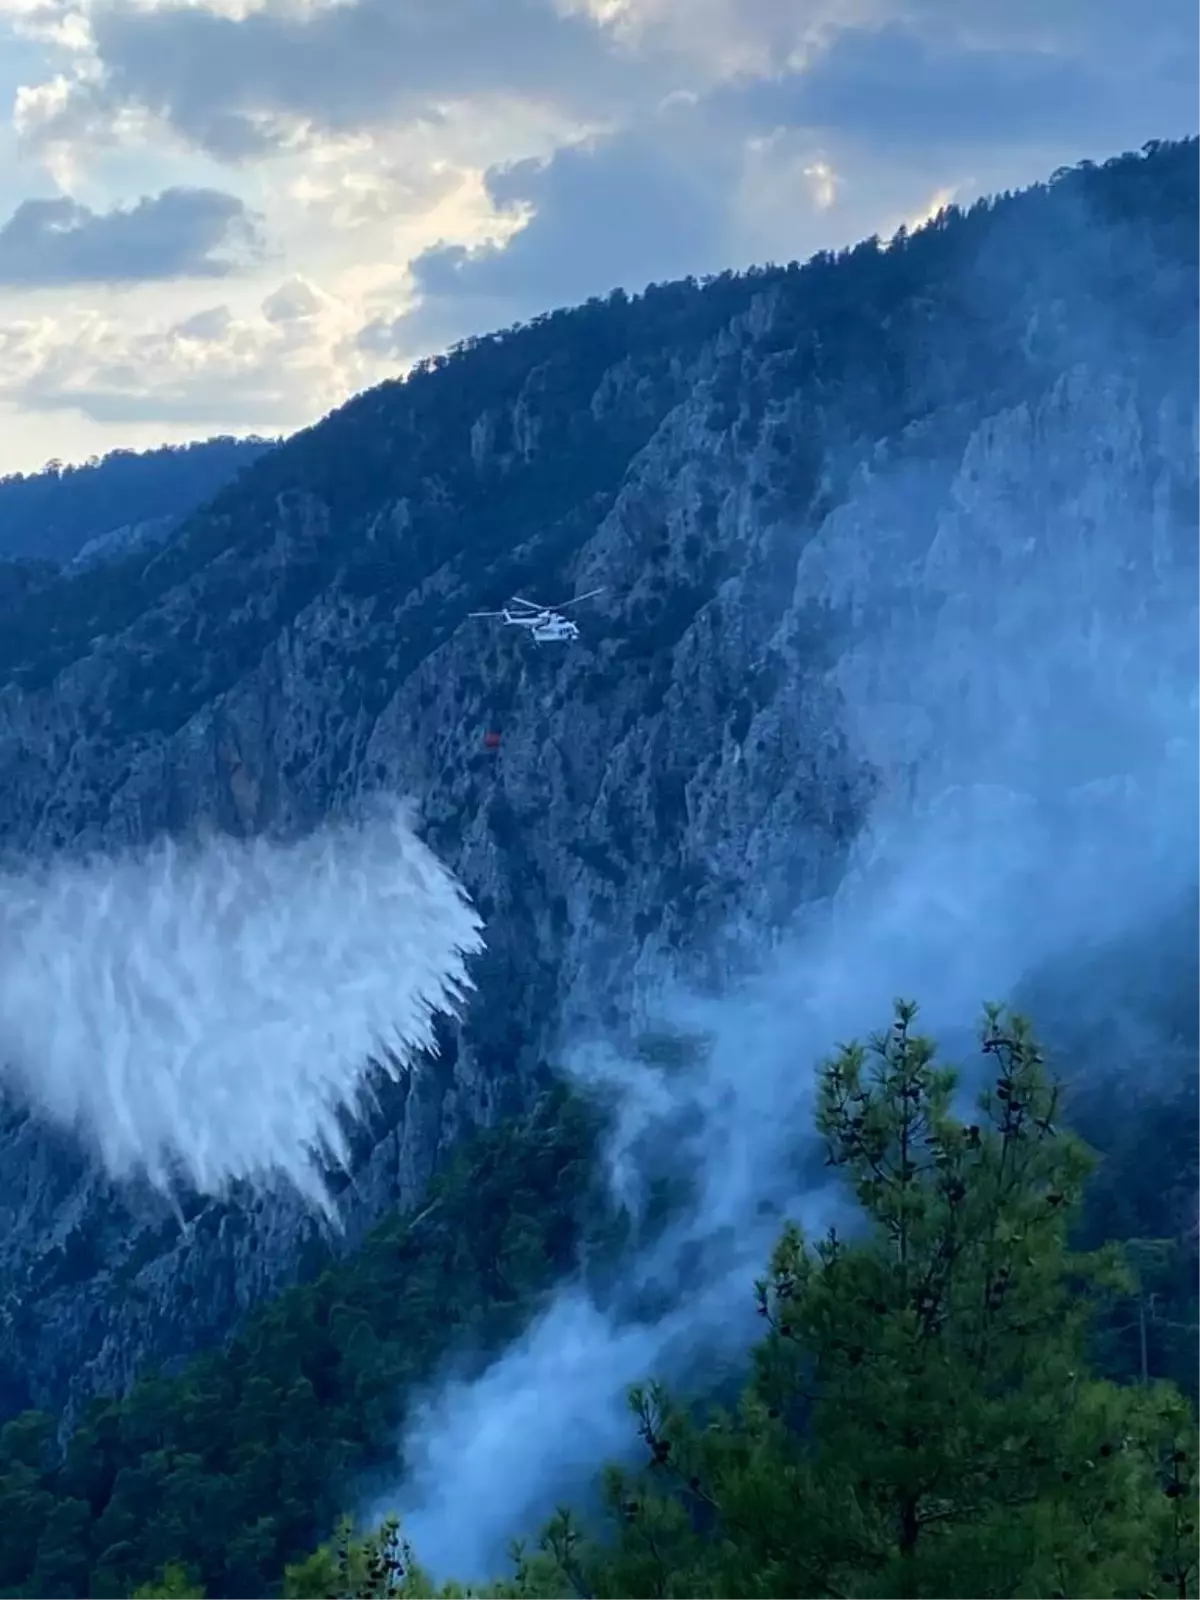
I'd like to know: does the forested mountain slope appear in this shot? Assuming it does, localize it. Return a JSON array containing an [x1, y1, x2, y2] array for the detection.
[[0, 437, 275, 568], [0, 137, 1195, 1439]]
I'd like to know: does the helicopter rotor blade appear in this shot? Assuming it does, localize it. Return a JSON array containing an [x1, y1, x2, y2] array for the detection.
[[557, 587, 605, 611]]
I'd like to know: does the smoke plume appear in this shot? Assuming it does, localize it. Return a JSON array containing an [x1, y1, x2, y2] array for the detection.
[[379, 192, 1199, 1575], [0, 799, 483, 1211]]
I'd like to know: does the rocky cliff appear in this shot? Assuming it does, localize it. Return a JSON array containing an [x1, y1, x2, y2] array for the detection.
[[0, 139, 1195, 1425]]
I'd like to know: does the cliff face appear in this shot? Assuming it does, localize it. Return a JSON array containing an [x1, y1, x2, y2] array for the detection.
[[0, 141, 1195, 1424]]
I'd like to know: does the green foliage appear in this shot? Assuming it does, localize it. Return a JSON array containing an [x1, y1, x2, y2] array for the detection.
[[285, 1514, 554, 1599], [284, 1515, 461, 1598], [132, 1561, 207, 1597], [348, 1004, 1197, 1600], [0, 437, 273, 564], [0, 1088, 602, 1599], [2, 1003, 1194, 1599]]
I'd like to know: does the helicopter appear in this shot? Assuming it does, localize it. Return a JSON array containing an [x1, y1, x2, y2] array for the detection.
[[469, 588, 604, 644]]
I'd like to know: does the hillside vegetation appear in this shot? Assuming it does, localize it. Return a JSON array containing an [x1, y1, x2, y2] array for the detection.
[[0, 138, 1192, 710], [0, 139, 1194, 1599], [0, 1090, 606, 1598], [302, 1008, 1196, 1600], [0, 437, 274, 567]]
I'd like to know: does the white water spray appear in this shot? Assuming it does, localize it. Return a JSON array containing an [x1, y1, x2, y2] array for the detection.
[[0, 799, 483, 1211]]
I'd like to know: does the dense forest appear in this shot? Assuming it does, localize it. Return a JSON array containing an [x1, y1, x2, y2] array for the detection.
[[0, 1089, 609, 1598], [0, 438, 275, 566], [0, 1005, 1194, 1599]]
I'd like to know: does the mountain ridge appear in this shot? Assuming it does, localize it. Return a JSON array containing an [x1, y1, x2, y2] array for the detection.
[[0, 136, 1195, 1428], [0, 436, 275, 568]]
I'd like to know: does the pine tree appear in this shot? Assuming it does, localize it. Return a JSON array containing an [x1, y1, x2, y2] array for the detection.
[[755, 1001, 1196, 1597], [132, 1561, 207, 1598], [284, 1514, 498, 1598], [500, 1003, 1197, 1599]]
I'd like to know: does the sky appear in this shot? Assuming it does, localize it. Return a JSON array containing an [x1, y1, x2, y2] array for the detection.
[[0, 0, 1194, 475]]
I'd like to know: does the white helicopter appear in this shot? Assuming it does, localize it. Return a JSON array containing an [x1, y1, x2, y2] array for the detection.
[[469, 588, 604, 644]]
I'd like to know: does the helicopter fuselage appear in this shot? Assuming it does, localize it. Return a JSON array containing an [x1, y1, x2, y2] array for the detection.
[[497, 610, 578, 641]]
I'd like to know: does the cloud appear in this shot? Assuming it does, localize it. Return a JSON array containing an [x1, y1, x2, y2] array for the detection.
[[173, 304, 235, 342], [363, 105, 744, 356], [355, 5, 1197, 363], [573, 0, 822, 77], [284, 149, 465, 234], [261, 275, 322, 322], [357, 86, 901, 360], [39, 0, 1149, 151], [0, 275, 376, 429], [14, 0, 1195, 172], [742, 21, 1200, 152], [1, 0, 1192, 466], [883, 0, 1200, 67], [22, 0, 647, 163], [0, 186, 264, 285]]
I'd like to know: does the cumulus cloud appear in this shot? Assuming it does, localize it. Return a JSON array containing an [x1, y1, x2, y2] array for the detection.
[[19, 0, 647, 162], [285, 149, 465, 234], [1, 0, 1193, 463], [0, 185, 263, 285], [173, 304, 235, 342], [339, 104, 973, 357], [0, 274, 377, 428], [261, 274, 323, 322], [349, 0, 1195, 362], [362, 106, 744, 356], [12, 0, 1195, 170], [566, 0, 823, 76]]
